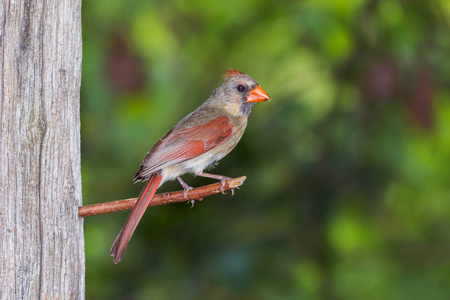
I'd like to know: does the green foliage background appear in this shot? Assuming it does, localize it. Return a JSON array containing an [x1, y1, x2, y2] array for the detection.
[[81, 0, 450, 299]]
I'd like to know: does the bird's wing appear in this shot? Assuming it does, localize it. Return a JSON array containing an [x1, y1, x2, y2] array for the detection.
[[134, 116, 233, 180]]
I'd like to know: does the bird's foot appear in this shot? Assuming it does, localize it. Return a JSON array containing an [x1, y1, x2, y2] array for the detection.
[[196, 172, 233, 195], [219, 177, 232, 195], [177, 176, 193, 200], [183, 186, 192, 199]]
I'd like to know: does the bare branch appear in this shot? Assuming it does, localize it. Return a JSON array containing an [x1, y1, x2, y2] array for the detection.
[[78, 176, 246, 218]]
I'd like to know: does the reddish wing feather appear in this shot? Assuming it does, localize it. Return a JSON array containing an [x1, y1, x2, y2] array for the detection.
[[137, 117, 233, 178]]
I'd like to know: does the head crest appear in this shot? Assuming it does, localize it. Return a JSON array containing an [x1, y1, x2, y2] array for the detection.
[[223, 69, 247, 78]]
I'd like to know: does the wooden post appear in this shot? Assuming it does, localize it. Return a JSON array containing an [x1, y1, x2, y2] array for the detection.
[[0, 1, 84, 299]]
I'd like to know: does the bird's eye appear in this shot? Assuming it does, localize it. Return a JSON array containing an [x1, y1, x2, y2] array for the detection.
[[237, 85, 245, 92]]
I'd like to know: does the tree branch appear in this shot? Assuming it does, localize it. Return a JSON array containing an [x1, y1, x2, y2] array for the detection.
[[78, 176, 246, 218]]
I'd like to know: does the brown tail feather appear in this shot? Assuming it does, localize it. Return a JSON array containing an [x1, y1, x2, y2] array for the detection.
[[111, 171, 163, 263]]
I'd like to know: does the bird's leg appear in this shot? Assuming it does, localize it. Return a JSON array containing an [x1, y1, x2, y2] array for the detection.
[[196, 172, 233, 196]]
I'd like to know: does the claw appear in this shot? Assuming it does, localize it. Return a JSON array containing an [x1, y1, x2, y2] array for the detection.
[[220, 181, 226, 194], [188, 197, 203, 208]]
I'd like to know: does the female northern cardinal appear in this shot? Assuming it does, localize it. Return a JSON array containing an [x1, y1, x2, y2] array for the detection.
[[111, 69, 270, 263]]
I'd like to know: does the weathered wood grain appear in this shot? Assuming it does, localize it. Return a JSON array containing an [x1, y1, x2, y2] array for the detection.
[[0, 0, 84, 299]]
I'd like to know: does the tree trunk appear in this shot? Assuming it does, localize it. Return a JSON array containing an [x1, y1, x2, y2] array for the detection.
[[0, 1, 84, 299]]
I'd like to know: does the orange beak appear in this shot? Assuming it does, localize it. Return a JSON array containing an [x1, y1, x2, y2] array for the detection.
[[246, 86, 270, 103]]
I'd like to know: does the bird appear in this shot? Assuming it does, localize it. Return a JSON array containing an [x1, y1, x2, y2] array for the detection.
[[111, 69, 270, 263]]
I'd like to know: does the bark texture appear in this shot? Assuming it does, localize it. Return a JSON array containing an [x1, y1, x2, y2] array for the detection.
[[0, 0, 84, 299]]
